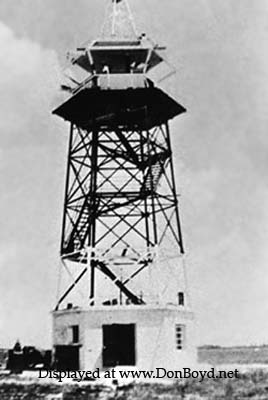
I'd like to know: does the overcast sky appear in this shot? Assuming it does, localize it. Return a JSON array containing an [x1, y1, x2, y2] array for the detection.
[[0, 0, 268, 348]]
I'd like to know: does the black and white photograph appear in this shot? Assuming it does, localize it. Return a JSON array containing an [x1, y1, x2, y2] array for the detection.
[[0, 0, 267, 398]]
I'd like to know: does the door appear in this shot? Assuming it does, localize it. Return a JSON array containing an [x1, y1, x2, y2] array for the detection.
[[103, 324, 135, 367], [54, 345, 79, 371]]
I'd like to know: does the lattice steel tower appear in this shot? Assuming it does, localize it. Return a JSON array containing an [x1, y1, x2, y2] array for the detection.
[[53, 0, 188, 311]]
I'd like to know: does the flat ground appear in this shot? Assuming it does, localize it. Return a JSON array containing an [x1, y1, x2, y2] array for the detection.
[[1, 346, 268, 399], [1, 370, 268, 400], [198, 346, 268, 365]]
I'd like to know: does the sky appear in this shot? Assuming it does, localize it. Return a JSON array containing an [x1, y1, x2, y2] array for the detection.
[[0, 0, 268, 348]]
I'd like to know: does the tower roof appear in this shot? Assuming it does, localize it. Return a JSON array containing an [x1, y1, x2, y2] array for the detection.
[[55, 0, 184, 129], [53, 84, 186, 130]]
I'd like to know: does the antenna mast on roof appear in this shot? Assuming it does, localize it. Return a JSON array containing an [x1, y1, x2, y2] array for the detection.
[[101, 0, 138, 39]]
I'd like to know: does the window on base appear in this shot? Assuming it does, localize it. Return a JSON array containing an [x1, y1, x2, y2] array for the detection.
[[175, 324, 185, 350], [178, 292, 184, 306], [71, 325, 79, 344]]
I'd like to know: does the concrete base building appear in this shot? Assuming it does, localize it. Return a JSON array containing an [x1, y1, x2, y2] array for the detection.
[[53, 304, 196, 371]]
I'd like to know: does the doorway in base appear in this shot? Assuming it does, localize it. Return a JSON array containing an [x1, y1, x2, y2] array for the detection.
[[54, 345, 80, 371], [102, 323, 136, 367]]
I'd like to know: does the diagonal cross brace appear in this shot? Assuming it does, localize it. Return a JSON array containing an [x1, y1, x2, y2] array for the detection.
[[94, 260, 144, 305]]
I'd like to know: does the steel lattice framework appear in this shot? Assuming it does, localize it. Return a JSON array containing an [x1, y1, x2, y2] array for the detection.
[[55, 121, 184, 309], [53, 0, 186, 310]]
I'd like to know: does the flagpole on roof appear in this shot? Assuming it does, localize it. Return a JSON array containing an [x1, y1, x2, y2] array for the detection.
[[125, 0, 138, 37], [101, 0, 138, 39], [112, 0, 117, 36]]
